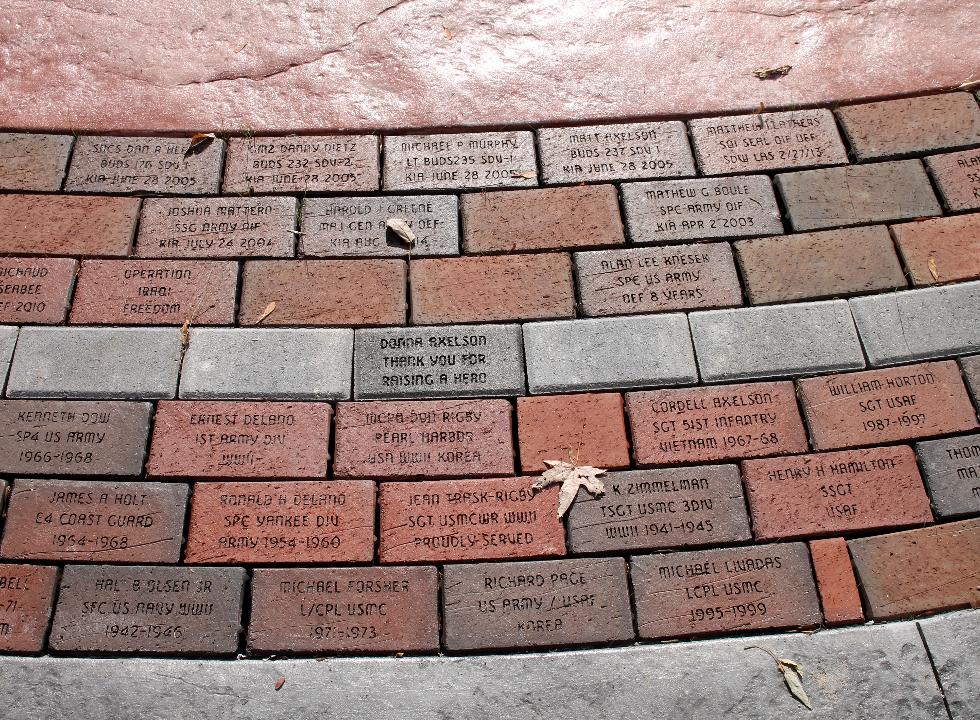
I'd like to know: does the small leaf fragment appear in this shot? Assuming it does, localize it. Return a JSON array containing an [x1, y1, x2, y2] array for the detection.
[[180, 319, 191, 349], [753, 65, 792, 80], [928, 256, 939, 281], [532, 460, 607, 518], [510, 170, 536, 179], [185, 132, 217, 157], [442, 24, 454, 40], [754, 101, 766, 114], [385, 218, 417, 245], [255, 301, 277, 324], [745, 646, 813, 711], [274, 676, 286, 691]]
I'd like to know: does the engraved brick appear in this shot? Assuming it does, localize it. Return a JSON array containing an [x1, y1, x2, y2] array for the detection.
[[0, 194, 139, 257], [383, 131, 537, 191], [630, 542, 821, 639], [0, 133, 72, 191], [0, 258, 77, 324], [378, 477, 565, 563], [442, 557, 634, 651], [574, 243, 742, 316], [301, 195, 458, 257], [410, 254, 574, 324], [689, 109, 848, 174], [808, 538, 864, 626], [147, 400, 332, 479], [626, 381, 808, 465], [566, 466, 751, 553], [0, 478, 188, 563], [70, 260, 238, 325], [0, 564, 58, 652], [798, 361, 979, 450], [925, 147, 980, 211], [49, 565, 246, 655], [776, 160, 941, 231], [0, 325, 15, 388], [183, 481, 374, 564], [135, 197, 297, 259], [223, 135, 378, 193], [915, 433, 980, 518], [248, 566, 438, 654], [0, 400, 151, 476], [65, 136, 224, 194], [741, 446, 933, 540], [239, 260, 406, 327], [620, 176, 782, 244], [333, 399, 514, 479], [963, 354, 980, 406], [848, 519, 980, 619], [892, 214, 980, 286], [735, 226, 906, 304]]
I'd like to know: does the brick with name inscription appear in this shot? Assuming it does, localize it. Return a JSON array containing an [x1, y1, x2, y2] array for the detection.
[[620, 176, 782, 244], [136, 197, 297, 259], [892, 214, 980, 286], [626, 382, 808, 465], [333, 399, 514, 479], [0, 563, 58, 652], [442, 557, 634, 651], [49, 565, 246, 655], [916, 433, 980, 518], [925, 148, 980, 211], [0, 194, 139, 257], [0, 478, 188, 563], [808, 538, 864, 626], [0, 257, 77, 324], [798, 361, 979, 450], [65, 135, 223, 194], [566, 466, 751, 553], [630, 542, 821, 639], [378, 477, 565, 563], [0, 133, 73, 191], [0, 400, 152, 476], [146, 400, 332, 479], [741, 446, 933, 540], [183, 481, 375, 564], [70, 260, 238, 325], [248, 567, 438, 654]]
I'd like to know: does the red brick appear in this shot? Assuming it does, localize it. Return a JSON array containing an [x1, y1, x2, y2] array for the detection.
[[741, 446, 933, 540], [0, 257, 77, 324], [627, 382, 808, 465], [333, 398, 514, 479], [247, 566, 439, 654], [517, 392, 630, 473], [848, 518, 980, 619], [892, 214, 980, 286], [808, 537, 864, 626], [0, 194, 139, 257], [69, 260, 238, 325], [410, 254, 575, 324], [183, 481, 375, 564], [378, 477, 565, 563], [925, 148, 980, 211], [0, 133, 72, 191], [0, 564, 58, 652], [798, 361, 978, 450], [146, 400, 332, 479], [461, 185, 625, 253], [239, 260, 406, 326]]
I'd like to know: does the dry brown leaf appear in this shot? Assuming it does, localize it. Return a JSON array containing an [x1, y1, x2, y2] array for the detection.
[[442, 24, 454, 40], [510, 170, 536, 179], [386, 218, 417, 245], [956, 79, 980, 91], [531, 460, 607, 518], [754, 102, 766, 114], [255, 301, 277, 324], [185, 132, 217, 157], [746, 646, 813, 711], [753, 65, 792, 80], [928, 257, 939, 281], [180, 319, 191, 349], [274, 677, 286, 691]]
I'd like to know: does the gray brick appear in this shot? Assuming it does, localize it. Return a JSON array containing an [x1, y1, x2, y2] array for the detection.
[[179, 328, 353, 400], [918, 610, 980, 720], [354, 324, 525, 399], [690, 300, 865, 382], [962, 354, 980, 406], [916, 434, 980, 519], [523, 315, 697, 393], [848, 281, 980, 366], [0, 326, 16, 391], [6, 327, 181, 399]]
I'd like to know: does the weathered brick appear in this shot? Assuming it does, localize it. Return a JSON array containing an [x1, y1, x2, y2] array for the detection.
[[892, 214, 980, 286], [808, 538, 864, 626], [248, 567, 438, 654], [630, 542, 821, 639], [566, 465, 751, 553], [0, 325, 15, 389], [0, 257, 77, 324], [333, 398, 514, 479], [0, 133, 72, 191], [0, 478, 188, 563], [836, 93, 980, 160], [70, 260, 238, 325], [239, 260, 406, 327], [776, 160, 941, 231], [517, 392, 630, 473], [378, 477, 565, 563], [963, 354, 980, 406], [915, 433, 980, 518], [0, 563, 58, 652], [0, 194, 139, 257], [442, 557, 634, 651], [1, 479, 6, 517], [183, 481, 374, 564], [735, 226, 906, 304], [49, 565, 246, 654], [409, 254, 574, 324], [627, 381, 808, 465], [147, 400, 332, 479], [574, 243, 742, 316], [798, 361, 978, 450], [925, 147, 980, 211], [848, 519, 980, 619], [742, 446, 933, 540]]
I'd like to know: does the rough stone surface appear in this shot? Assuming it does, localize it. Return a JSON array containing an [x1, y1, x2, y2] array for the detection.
[[0, 564, 58, 652], [0, 258, 77, 324], [925, 148, 980, 211], [892, 214, 980, 286], [918, 610, 980, 720], [0, 194, 139, 257], [0, 326, 16, 390], [808, 537, 865, 626], [915, 434, 980, 518], [0, 134, 72, 191]]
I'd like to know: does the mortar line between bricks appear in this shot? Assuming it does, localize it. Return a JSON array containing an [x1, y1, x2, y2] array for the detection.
[[915, 621, 956, 720]]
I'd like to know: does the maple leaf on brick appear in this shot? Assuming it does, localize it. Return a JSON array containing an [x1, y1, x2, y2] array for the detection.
[[532, 460, 607, 518]]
